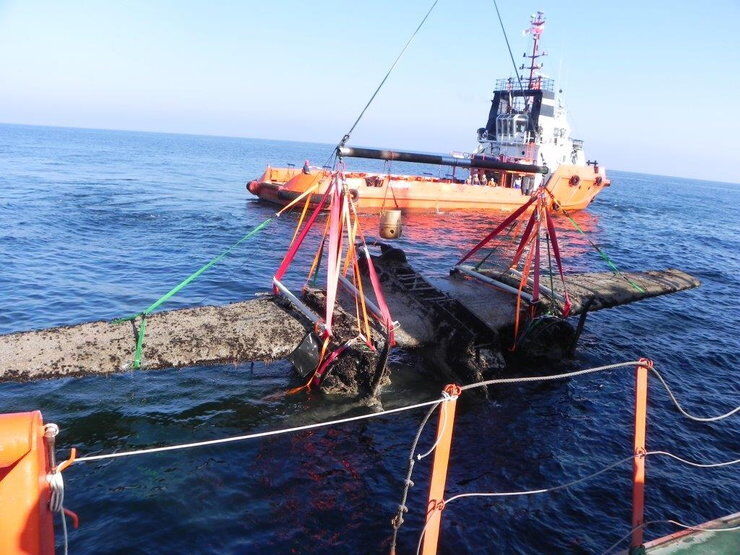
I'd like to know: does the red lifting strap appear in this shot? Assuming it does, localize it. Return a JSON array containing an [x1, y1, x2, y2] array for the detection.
[[532, 220, 541, 303], [457, 194, 538, 265], [311, 342, 351, 386], [510, 206, 538, 269], [323, 183, 346, 336], [274, 185, 332, 285], [363, 247, 395, 345], [544, 208, 572, 316]]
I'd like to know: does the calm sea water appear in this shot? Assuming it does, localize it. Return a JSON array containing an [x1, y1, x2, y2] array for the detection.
[[0, 123, 737, 553]]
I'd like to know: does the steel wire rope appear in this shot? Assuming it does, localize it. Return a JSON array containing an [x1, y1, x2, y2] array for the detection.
[[491, 0, 526, 94], [340, 0, 440, 146]]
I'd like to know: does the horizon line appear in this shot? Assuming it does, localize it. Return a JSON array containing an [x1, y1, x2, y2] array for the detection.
[[1, 120, 737, 187]]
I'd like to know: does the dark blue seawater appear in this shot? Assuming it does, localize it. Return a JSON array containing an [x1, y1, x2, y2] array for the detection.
[[1, 123, 737, 553]]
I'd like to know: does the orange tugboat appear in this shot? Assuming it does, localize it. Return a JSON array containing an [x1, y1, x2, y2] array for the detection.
[[247, 13, 610, 213]]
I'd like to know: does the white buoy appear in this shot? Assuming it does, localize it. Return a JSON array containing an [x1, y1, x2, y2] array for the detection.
[[379, 209, 403, 239]]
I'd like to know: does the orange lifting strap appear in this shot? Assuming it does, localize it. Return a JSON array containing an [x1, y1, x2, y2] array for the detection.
[[0, 411, 55, 554]]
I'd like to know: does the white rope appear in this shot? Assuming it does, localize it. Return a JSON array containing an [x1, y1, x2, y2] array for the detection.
[[415, 516, 434, 555], [47, 471, 68, 555], [442, 450, 739, 505], [459, 360, 740, 423], [649, 366, 740, 422], [443, 455, 634, 505], [646, 450, 740, 468], [74, 360, 738, 464], [602, 518, 740, 554], [415, 450, 739, 554], [43, 422, 70, 555], [459, 360, 643, 390], [75, 397, 447, 463], [667, 519, 740, 532], [416, 391, 457, 461]]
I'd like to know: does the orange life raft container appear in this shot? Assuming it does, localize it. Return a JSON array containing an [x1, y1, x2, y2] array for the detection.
[[0, 411, 55, 554]]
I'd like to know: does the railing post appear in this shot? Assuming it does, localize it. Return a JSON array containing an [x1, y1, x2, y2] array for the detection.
[[630, 358, 652, 552], [421, 384, 462, 555]]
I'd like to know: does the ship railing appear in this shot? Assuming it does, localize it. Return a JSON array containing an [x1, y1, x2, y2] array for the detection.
[[410, 360, 740, 554], [494, 77, 554, 93]]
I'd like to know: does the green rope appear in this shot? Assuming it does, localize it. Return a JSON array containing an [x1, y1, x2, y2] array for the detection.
[[562, 213, 646, 293], [133, 318, 146, 369], [114, 217, 274, 367]]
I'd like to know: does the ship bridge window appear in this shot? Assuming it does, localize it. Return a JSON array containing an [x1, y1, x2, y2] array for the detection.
[[496, 113, 530, 141]]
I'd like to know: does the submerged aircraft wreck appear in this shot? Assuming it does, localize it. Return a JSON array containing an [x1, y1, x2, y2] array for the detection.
[[0, 239, 699, 399]]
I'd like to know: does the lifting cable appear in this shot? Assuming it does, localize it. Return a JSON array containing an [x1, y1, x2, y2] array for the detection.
[[491, 0, 526, 95], [339, 0, 440, 146], [113, 0, 440, 368]]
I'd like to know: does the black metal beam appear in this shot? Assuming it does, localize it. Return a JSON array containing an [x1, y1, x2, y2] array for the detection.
[[338, 146, 548, 174]]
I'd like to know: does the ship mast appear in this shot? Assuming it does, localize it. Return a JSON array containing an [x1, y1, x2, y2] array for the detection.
[[521, 11, 547, 90]]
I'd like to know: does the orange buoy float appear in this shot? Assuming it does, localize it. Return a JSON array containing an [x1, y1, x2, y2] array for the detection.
[[0, 411, 55, 554]]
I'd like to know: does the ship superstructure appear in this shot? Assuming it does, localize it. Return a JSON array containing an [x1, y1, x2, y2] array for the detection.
[[247, 11, 609, 213], [475, 13, 587, 185]]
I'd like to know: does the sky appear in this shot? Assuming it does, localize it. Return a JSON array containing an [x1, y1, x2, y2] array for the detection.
[[0, 0, 738, 183]]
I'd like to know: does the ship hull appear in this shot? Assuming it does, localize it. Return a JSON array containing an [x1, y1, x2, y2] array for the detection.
[[247, 165, 609, 213]]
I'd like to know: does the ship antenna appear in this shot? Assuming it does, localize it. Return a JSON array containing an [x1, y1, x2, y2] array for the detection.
[[522, 11, 547, 90]]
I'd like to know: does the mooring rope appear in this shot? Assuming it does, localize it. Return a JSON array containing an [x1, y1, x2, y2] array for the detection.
[[646, 450, 740, 468], [443, 455, 634, 505], [647, 367, 740, 422], [52, 359, 738, 555], [47, 472, 69, 555], [459, 360, 643, 390], [415, 391, 457, 461]]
